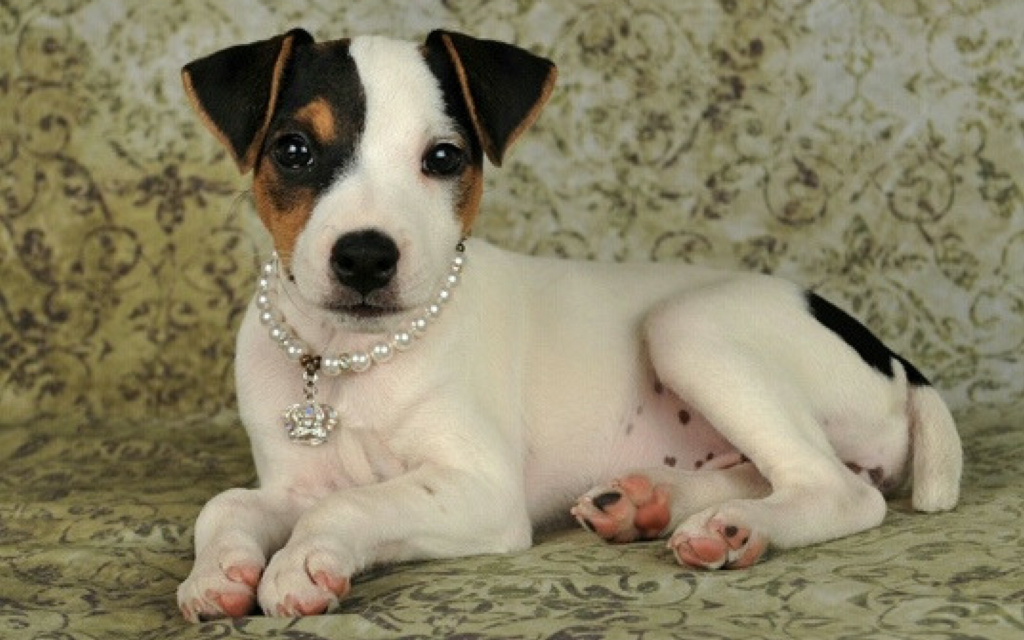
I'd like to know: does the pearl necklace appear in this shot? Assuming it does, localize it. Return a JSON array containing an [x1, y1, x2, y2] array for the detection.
[[255, 243, 466, 445]]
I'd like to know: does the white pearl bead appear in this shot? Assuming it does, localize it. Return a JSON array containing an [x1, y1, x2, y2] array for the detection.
[[255, 292, 273, 311], [437, 288, 452, 304], [426, 303, 442, 319], [411, 317, 429, 335], [451, 255, 465, 272], [371, 343, 393, 363], [445, 273, 460, 288], [322, 357, 343, 376], [257, 277, 272, 292], [285, 341, 306, 361], [349, 352, 371, 372], [392, 331, 413, 351], [338, 353, 352, 371], [270, 326, 290, 343], [259, 310, 281, 326], [261, 261, 277, 278]]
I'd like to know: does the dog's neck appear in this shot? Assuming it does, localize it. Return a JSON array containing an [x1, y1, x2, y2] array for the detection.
[[270, 281, 393, 355], [256, 246, 466, 445], [258, 244, 467, 377]]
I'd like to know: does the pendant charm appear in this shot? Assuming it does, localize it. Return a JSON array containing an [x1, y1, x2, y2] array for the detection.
[[282, 355, 338, 446], [282, 400, 338, 446]]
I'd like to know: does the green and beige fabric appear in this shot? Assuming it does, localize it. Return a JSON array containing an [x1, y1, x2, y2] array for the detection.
[[1, 1, 1022, 638]]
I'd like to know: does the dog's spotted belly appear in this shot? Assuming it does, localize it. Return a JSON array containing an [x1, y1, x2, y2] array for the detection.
[[606, 367, 744, 477]]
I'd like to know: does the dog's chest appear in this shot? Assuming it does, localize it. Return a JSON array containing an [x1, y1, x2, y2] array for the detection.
[[329, 426, 409, 487], [314, 374, 418, 485], [262, 426, 407, 502], [276, 413, 412, 495], [239, 329, 423, 491]]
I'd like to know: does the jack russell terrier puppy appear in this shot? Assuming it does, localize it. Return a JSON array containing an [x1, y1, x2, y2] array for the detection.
[[176, 29, 962, 621]]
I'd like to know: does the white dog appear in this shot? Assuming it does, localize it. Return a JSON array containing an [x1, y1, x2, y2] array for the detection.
[[176, 29, 962, 620]]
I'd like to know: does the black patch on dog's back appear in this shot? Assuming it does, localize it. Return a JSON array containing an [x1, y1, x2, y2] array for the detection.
[[805, 291, 930, 386]]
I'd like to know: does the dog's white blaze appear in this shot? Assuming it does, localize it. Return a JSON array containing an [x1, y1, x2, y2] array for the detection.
[[291, 36, 464, 312]]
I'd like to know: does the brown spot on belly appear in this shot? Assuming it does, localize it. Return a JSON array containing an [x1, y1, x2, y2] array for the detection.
[[845, 462, 890, 490], [868, 466, 885, 487], [664, 456, 677, 467], [253, 161, 315, 265], [295, 97, 337, 143], [678, 409, 691, 425]]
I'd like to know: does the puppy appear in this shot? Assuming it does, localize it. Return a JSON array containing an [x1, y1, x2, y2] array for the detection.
[[176, 29, 962, 620]]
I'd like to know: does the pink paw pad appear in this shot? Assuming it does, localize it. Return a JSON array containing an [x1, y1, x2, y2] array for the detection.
[[572, 474, 673, 543], [669, 521, 768, 570], [210, 590, 256, 618], [278, 594, 331, 617], [224, 565, 262, 588], [183, 567, 262, 621], [312, 570, 350, 597]]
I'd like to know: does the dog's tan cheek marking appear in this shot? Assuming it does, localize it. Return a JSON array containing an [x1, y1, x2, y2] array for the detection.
[[253, 162, 315, 266], [455, 164, 484, 234], [295, 97, 337, 143]]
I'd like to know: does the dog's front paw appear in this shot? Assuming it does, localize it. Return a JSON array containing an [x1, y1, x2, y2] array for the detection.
[[258, 537, 352, 617], [668, 508, 768, 570], [178, 535, 265, 622], [571, 474, 673, 543]]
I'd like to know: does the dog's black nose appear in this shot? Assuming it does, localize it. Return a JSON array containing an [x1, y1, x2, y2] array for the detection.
[[330, 230, 400, 296]]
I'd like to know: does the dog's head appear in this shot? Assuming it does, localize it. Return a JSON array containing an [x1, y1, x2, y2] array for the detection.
[[182, 30, 556, 331]]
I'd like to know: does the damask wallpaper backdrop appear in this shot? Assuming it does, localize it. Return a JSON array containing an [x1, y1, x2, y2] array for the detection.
[[1, 1, 1023, 639], [1, 0, 1021, 424]]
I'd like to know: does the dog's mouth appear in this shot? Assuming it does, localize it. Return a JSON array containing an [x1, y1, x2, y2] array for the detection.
[[327, 301, 404, 319]]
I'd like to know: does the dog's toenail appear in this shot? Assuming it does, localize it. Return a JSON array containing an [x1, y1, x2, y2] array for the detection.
[[581, 518, 596, 533], [724, 525, 738, 538], [592, 492, 622, 511]]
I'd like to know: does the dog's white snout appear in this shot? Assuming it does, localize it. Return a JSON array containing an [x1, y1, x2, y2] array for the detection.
[[329, 229, 400, 297]]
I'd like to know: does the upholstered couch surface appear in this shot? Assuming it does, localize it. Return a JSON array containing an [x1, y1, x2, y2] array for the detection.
[[2, 1, 1022, 638]]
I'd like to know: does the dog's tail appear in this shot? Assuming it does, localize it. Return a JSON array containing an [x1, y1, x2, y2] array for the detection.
[[907, 378, 962, 512]]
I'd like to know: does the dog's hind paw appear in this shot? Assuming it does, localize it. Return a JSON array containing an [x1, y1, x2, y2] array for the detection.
[[668, 513, 768, 570], [571, 474, 673, 543]]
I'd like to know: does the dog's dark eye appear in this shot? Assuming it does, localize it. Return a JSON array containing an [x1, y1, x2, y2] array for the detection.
[[422, 143, 466, 177], [272, 133, 314, 170]]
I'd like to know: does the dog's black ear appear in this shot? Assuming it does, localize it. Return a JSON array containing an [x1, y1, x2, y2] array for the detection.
[[425, 30, 557, 167], [182, 29, 314, 173]]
